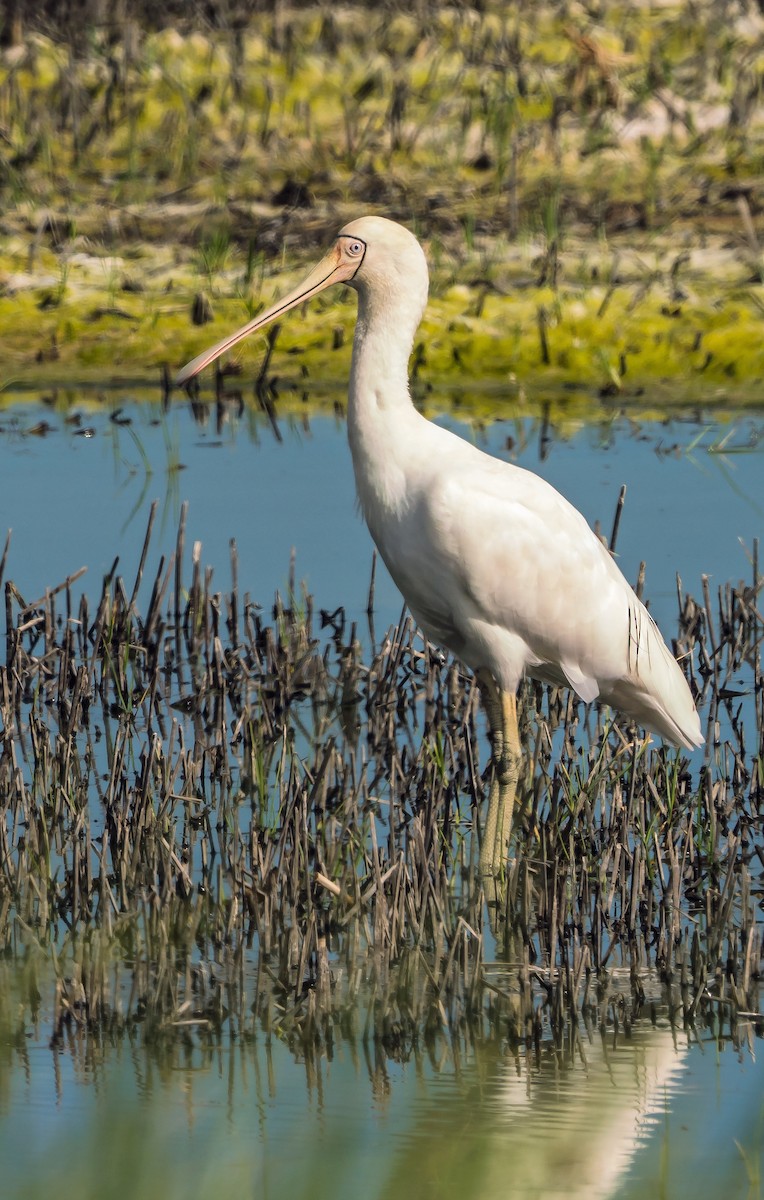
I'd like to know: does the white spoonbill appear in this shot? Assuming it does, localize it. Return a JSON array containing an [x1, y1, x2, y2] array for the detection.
[[177, 215, 704, 868]]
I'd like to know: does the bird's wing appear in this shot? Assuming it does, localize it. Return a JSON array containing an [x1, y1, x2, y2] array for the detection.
[[386, 433, 701, 748], [417, 454, 635, 686]]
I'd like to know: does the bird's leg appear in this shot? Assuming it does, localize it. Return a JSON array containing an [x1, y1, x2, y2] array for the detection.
[[478, 674, 522, 880]]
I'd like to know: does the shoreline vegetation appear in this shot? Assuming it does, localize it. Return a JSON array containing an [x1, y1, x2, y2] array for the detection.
[[0, 2, 761, 1056], [0, 1, 762, 405], [0, 503, 761, 1045]]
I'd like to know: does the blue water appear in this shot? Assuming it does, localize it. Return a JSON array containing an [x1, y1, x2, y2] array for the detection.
[[0, 993, 760, 1200], [0, 392, 762, 1199], [0, 395, 761, 641]]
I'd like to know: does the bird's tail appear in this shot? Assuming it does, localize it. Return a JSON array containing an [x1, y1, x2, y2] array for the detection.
[[608, 600, 704, 750]]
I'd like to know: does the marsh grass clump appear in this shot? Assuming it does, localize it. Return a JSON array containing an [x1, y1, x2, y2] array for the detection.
[[0, 506, 761, 1054]]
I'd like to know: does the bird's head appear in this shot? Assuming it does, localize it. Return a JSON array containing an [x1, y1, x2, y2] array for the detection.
[[175, 215, 429, 386], [337, 215, 429, 330]]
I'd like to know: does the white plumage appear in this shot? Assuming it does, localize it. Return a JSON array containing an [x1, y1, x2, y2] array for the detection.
[[356, 415, 700, 749], [177, 215, 703, 861]]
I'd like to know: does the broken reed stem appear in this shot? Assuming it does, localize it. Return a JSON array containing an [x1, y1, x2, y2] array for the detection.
[[609, 484, 626, 554]]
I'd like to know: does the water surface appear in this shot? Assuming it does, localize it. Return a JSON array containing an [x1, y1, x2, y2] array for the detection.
[[0, 391, 762, 1198], [1, 980, 761, 1200], [1, 394, 761, 639]]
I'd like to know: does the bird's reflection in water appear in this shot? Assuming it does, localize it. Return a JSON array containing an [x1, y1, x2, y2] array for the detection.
[[378, 1015, 688, 1200]]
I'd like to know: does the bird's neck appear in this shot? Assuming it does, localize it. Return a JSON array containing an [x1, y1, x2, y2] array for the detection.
[[349, 309, 414, 411], [346, 295, 422, 522]]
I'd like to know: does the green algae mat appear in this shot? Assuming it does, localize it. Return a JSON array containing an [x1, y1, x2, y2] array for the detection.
[[0, 2, 763, 408]]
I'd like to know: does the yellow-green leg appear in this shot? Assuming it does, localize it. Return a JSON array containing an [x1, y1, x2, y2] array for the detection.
[[478, 673, 522, 879]]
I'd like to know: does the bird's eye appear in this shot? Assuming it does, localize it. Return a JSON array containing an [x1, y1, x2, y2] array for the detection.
[[347, 240, 364, 256]]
